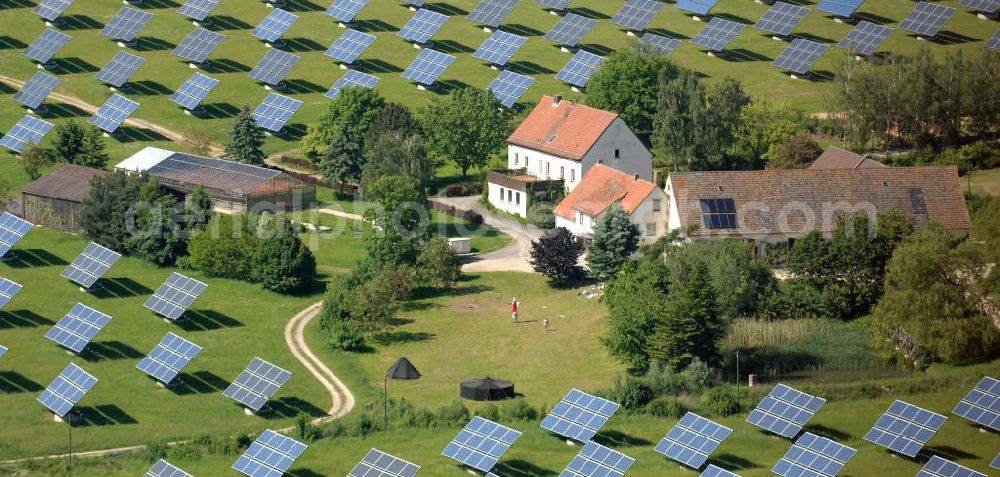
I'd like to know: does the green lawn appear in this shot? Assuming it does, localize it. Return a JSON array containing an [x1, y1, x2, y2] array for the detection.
[[968, 168, 1000, 196]]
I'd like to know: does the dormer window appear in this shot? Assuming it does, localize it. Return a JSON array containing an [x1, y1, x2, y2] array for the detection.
[[547, 134, 557, 143]]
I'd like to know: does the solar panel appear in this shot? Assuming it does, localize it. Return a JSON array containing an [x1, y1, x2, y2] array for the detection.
[[816, 0, 864, 18], [702, 465, 740, 477], [441, 416, 522, 472], [252, 8, 298, 43], [536, 0, 568, 10], [23, 29, 72, 64], [689, 18, 746, 52], [699, 198, 738, 229], [137, 332, 202, 385], [0, 345, 6, 360], [249, 49, 300, 86], [398, 9, 448, 44], [0, 116, 55, 154], [326, 0, 368, 23], [401, 48, 455, 86], [325, 29, 376, 64], [326, 69, 380, 99], [178, 0, 221, 21], [676, 0, 719, 16], [61, 242, 123, 288], [146, 459, 194, 477], [952, 376, 1000, 432], [899, 2, 956, 38], [992, 452, 1000, 470], [37, 363, 97, 417], [562, 441, 635, 477], [403, 0, 425, 6], [144, 272, 208, 320], [101, 7, 154, 42], [222, 357, 292, 411], [0, 213, 33, 257], [611, 0, 664, 32], [540, 388, 620, 442], [0, 278, 22, 312], [232, 430, 308, 477], [641, 32, 681, 56], [917, 456, 987, 477], [45, 303, 112, 353], [864, 400, 947, 457], [747, 383, 825, 438], [18, 72, 60, 108], [989, 30, 1000, 50], [33, 0, 74, 21], [96, 51, 146, 87], [754, 2, 810, 37], [488, 70, 535, 108], [468, 0, 518, 28], [252, 93, 302, 132], [544, 13, 597, 47], [89, 94, 139, 133], [349, 449, 420, 477], [773, 39, 829, 75], [170, 72, 219, 110], [474, 30, 527, 66], [774, 432, 856, 477], [172, 28, 225, 64], [837, 21, 892, 57], [555, 49, 603, 89], [962, 0, 1000, 14], [654, 412, 732, 469]]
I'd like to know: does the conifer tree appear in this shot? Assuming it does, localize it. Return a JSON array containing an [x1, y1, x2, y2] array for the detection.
[[223, 105, 266, 166], [587, 204, 639, 280], [647, 260, 723, 370]]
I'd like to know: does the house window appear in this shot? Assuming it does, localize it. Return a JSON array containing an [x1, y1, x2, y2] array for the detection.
[[508, 189, 513, 202], [560, 166, 565, 179], [515, 192, 520, 205], [545, 162, 550, 176], [576, 211, 582, 224], [570, 169, 576, 182], [614, 148, 621, 159], [646, 223, 656, 236], [652, 199, 661, 212], [513, 153, 518, 166], [538, 159, 543, 176]]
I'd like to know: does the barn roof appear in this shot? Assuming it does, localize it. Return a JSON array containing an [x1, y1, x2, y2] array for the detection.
[[20, 164, 107, 203], [116, 147, 282, 194]]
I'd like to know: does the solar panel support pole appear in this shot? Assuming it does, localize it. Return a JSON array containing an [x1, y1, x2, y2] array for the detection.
[[692, 15, 708, 22], [384, 376, 388, 429], [45, 18, 66, 28], [979, 12, 999, 20], [833, 15, 855, 24], [194, 18, 213, 27], [116, 39, 138, 48]]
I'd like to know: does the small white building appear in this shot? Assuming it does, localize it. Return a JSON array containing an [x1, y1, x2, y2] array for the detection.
[[553, 164, 668, 243]]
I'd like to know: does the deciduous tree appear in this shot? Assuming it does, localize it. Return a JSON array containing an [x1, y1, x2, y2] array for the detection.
[[529, 227, 584, 280], [301, 87, 385, 159], [421, 87, 510, 177], [586, 44, 678, 137]]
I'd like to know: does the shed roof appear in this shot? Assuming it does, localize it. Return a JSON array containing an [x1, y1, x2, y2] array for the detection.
[[116, 147, 282, 194], [20, 164, 107, 203], [554, 164, 657, 220], [809, 146, 886, 170], [507, 96, 619, 161]]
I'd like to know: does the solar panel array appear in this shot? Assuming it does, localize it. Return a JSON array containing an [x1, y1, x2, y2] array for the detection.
[[137, 332, 203, 385], [37, 363, 97, 417], [816, 0, 865, 18], [349, 449, 421, 477], [952, 376, 1000, 432], [398, 9, 448, 44], [178, 0, 221, 21], [33, 0, 74, 21], [773, 39, 829, 75], [700, 198, 738, 229], [899, 2, 956, 37], [702, 465, 740, 477], [172, 28, 225, 64], [96, 51, 146, 87], [474, 30, 527, 66], [655, 412, 733, 469], [754, 1, 810, 37], [144, 273, 208, 321], [441, 416, 522, 472], [146, 459, 194, 477], [61, 242, 123, 288], [401, 48, 455, 86], [252, 93, 303, 132], [223, 357, 292, 411], [676, 0, 719, 17], [232, 429, 308, 477], [13, 73, 61, 110], [562, 441, 635, 477], [488, 70, 535, 108], [0, 277, 23, 311], [642, 32, 682, 57], [837, 21, 892, 57], [326, 69, 380, 99], [0, 116, 55, 153], [170, 72, 219, 110], [45, 303, 112, 353], [89, 94, 140, 133], [252, 8, 298, 43], [747, 384, 825, 438], [690, 18, 746, 52], [773, 432, 856, 477], [556, 50, 603, 88], [917, 456, 987, 477], [540, 388, 620, 442], [611, 0, 664, 32], [988, 30, 1000, 50], [326, 0, 368, 23], [544, 13, 597, 47], [864, 400, 947, 457], [325, 29, 376, 64], [961, 0, 1000, 14], [0, 213, 33, 257], [536, 0, 569, 11], [101, 7, 154, 42], [468, 0, 518, 28], [23, 29, 72, 64], [249, 49, 300, 85]]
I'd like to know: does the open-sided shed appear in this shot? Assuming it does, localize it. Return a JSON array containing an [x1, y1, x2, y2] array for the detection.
[[20, 164, 107, 233]]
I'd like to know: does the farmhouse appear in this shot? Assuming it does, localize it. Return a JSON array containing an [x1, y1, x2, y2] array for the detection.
[[809, 146, 886, 170], [554, 164, 667, 243], [20, 164, 106, 234], [116, 147, 316, 213]]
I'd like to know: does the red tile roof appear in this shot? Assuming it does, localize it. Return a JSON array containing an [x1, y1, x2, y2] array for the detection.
[[809, 146, 886, 170], [507, 96, 619, 161], [554, 164, 658, 220]]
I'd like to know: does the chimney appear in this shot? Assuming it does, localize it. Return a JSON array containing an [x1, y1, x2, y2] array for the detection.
[[634, 174, 640, 181], [553, 95, 562, 106], [597, 159, 603, 165]]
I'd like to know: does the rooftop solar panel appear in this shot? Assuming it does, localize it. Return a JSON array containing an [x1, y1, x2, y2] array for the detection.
[[170, 72, 219, 110], [654, 412, 732, 469], [325, 69, 380, 99], [837, 21, 892, 57], [899, 2, 956, 38], [816, 0, 864, 18], [13, 73, 61, 111], [689, 18, 746, 52], [540, 388, 619, 442], [0, 213, 33, 257], [37, 363, 97, 418], [325, 28, 376, 64], [488, 70, 535, 108], [33, 0, 74, 21], [989, 30, 1000, 50], [442, 416, 522, 472], [101, 7, 154, 42], [641, 32, 682, 56], [562, 441, 635, 477], [952, 376, 1000, 432], [398, 9, 448, 44], [223, 357, 292, 411], [178, 0, 221, 21], [349, 448, 421, 477], [252, 93, 302, 132], [45, 303, 112, 353], [0, 277, 23, 312], [468, 0, 518, 28], [144, 272, 208, 320], [172, 28, 225, 64], [773, 432, 856, 477], [747, 383, 825, 438], [61, 241, 123, 288], [0, 116, 55, 154], [536, 0, 568, 10], [555, 49, 603, 88], [701, 465, 740, 477], [252, 8, 298, 43], [917, 455, 987, 477], [754, 2, 810, 37], [962, 0, 1000, 14], [23, 29, 72, 64], [326, 0, 368, 23], [611, 0, 664, 32], [146, 459, 195, 477], [96, 51, 146, 87], [544, 13, 597, 47], [474, 30, 527, 66], [773, 39, 829, 75], [137, 332, 202, 385], [233, 430, 308, 477], [248, 49, 300, 86], [864, 400, 946, 457], [401, 48, 455, 86], [676, 0, 719, 17]]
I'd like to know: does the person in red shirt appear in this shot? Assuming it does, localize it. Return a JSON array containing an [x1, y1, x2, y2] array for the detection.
[[511, 297, 518, 323]]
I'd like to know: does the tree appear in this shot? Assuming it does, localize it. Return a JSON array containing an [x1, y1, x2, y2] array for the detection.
[[417, 236, 461, 287], [78, 170, 145, 251], [343, 265, 415, 338], [0, 176, 11, 204], [365, 102, 421, 148], [76, 126, 110, 168], [587, 204, 639, 280], [732, 101, 802, 169], [364, 175, 427, 266], [185, 184, 213, 230], [186, 214, 257, 279], [585, 44, 678, 137], [318, 121, 364, 186], [183, 127, 214, 156], [769, 134, 823, 169], [52, 120, 85, 164], [251, 214, 317, 293], [20, 143, 53, 180], [223, 105, 266, 166], [362, 131, 433, 198], [529, 227, 584, 280], [602, 260, 670, 370], [647, 260, 724, 370], [421, 87, 511, 177], [125, 195, 187, 266], [301, 87, 385, 159], [667, 239, 777, 321]]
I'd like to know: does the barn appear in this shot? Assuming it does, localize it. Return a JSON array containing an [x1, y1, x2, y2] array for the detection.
[[20, 164, 107, 233]]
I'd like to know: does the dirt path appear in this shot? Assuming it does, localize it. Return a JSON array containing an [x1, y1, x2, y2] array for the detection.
[[434, 195, 543, 273]]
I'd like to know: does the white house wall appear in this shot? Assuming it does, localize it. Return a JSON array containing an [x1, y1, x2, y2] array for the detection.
[[508, 145, 583, 190], [487, 182, 528, 217], [628, 188, 670, 244]]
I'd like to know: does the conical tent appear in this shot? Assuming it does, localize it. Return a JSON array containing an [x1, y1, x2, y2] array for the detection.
[[386, 357, 421, 380], [460, 377, 515, 401]]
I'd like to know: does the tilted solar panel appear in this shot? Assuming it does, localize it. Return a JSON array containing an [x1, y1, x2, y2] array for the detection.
[[837, 21, 892, 57], [61, 241, 123, 288], [171, 72, 219, 110], [14, 73, 62, 110], [562, 441, 635, 477], [773, 432, 856, 477], [917, 456, 987, 477], [772, 39, 829, 75], [468, 0, 518, 28], [172, 28, 226, 64], [23, 29, 72, 64], [754, 1, 810, 37], [178, 0, 221, 21], [37, 363, 97, 417], [536, 0, 569, 10], [899, 2, 956, 37], [611, 0, 664, 32], [701, 465, 741, 477], [137, 332, 202, 384], [326, 69, 380, 99], [96, 51, 146, 87], [349, 449, 421, 477], [0, 116, 55, 153], [474, 30, 527, 66], [0, 345, 6, 360], [398, 9, 448, 44], [989, 30, 1000, 50], [747, 383, 825, 438], [555, 49, 603, 88], [144, 272, 208, 320], [325, 28, 376, 64], [232, 430, 308, 477], [0, 277, 23, 311], [864, 400, 947, 457], [689, 18, 746, 52], [0, 213, 33, 257], [223, 357, 292, 411], [146, 459, 195, 477], [961, 0, 1000, 14], [817, 0, 864, 18], [992, 452, 1000, 470], [676, 0, 719, 16], [253, 93, 303, 132], [641, 32, 682, 56], [101, 7, 154, 42], [952, 376, 1000, 432], [401, 48, 455, 86], [488, 70, 535, 108], [326, 0, 368, 23], [540, 388, 619, 442], [441, 416, 522, 472], [33, 0, 74, 21], [249, 49, 300, 85], [45, 303, 113, 353], [252, 8, 299, 43], [655, 412, 733, 469], [544, 13, 597, 47], [403, 0, 425, 6]]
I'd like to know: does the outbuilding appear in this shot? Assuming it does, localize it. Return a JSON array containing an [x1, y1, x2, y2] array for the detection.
[[20, 164, 107, 233]]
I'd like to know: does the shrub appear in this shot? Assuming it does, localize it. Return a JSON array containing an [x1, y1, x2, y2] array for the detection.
[[645, 397, 689, 418], [704, 387, 741, 416], [600, 377, 654, 410], [527, 202, 556, 229], [141, 441, 169, 463], [444, 184, 466, 197], [417, 236, 461, 287], [326, 320, 365, 351], [460, 209, 483, 225], [434, 400, 470, 426], [500, 399, 539, 422]]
